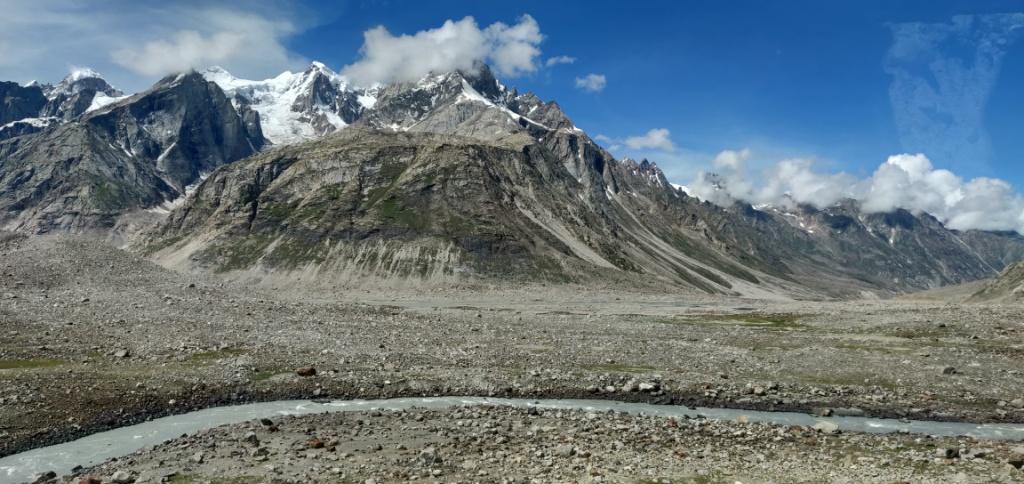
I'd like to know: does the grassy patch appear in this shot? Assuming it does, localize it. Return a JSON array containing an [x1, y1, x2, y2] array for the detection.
[[167, 474, 263, 484], [798, 371, 900, 389], [889, 327, 949, 340], [0, 358, 63, 370], [664, 313, 808, 330], [185, 347, 250, 366], [584, 363, 657, 374], [251, 369, 287, 382]]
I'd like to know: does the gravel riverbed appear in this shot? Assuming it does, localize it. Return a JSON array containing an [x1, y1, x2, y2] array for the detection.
[[2, 235, 1024, 482]]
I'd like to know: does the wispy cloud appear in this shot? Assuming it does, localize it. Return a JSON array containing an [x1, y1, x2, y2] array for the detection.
[[112, 9, 301, 78], [885, 13, 1024, 173], [545, 55, 576, 66], [574, 73, 606, 92], [624, 128, 675, 151]]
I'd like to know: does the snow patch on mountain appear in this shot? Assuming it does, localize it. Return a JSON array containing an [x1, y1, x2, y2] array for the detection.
[[86, 92, 130, 113], [203, 64, 371, 145]]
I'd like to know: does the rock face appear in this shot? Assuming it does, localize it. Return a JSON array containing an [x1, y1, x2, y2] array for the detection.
[[968, 260, 1024, 302], [4, 62, 1024, 295], [0, 72, 264, 233], [0, 81, 47, 125]]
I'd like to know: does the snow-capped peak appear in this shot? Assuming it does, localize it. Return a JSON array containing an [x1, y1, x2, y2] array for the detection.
[[308, 61, 334, 74], [202, 62, 367, 146], [65, 67, 103, 83]]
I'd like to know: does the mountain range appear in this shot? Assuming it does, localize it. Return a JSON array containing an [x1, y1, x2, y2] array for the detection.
[[2, 63, 1022, 298]]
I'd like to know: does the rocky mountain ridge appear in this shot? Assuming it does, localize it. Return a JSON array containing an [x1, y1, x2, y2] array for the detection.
[[0, 71, 264, 234], [3, 63, 1024, 296]]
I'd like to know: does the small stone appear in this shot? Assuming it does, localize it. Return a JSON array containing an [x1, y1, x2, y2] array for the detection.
[[638, 382, 659, 392], [31, 471, 56, 484], [418, 446, 442, 465], [190, 451, 205, 464], [812, 408, 833, 417], [554, 444, 575, 457], [812, 421, 839, 434], [109, 470, 135, 483], [296, 367, 317, 377], [79, 477, 102, 484], [1010, 398, 1024, 409], [936, 448, 960, 459], [243, 431, 259, 445], [308, 438, 325, 449], [113, 349, 129, 358], [942, 366, 957, 375]]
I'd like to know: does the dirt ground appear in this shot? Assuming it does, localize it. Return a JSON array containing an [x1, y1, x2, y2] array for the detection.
[[2, 235, 1024, 482]]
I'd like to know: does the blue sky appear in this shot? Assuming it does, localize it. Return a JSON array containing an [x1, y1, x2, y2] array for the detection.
[[1, 0, 1023, 190], [280, 0, 1024, 187]]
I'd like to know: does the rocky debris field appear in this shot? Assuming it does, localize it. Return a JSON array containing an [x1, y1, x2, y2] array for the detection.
[[60, 406, 1024, 483], [2, 234, 1024, 481]]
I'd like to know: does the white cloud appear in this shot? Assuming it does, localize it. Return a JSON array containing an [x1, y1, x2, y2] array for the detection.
[[711, 148, 751, 170], [593, 134, 613, 143], [574, 73, 606, 92], [112, 10, 300, 77], [624, 128, 675, 152], [545, 55, 576, 66], [0, 0, 308, 91], [341, 15, 544, 87], [688, 149, 1024, 232]]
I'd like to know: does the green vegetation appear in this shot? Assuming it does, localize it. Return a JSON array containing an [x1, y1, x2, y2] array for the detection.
[[662, 313, 808, 330], [584, 363, 657, 373], [90, 180, 129, 211], [185, 347, 250, 366], [378, 197, 430, 230], [889, 327, 949, 340], [798, 371, 900, 390], [167, 474, 263, 484], [251, 369, 286, 382], [0, 358, 63, 370], [140, 233, 186, 255]]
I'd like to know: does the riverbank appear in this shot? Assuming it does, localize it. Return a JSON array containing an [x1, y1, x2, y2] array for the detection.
[[52, 405, 1024, 483], [3, 236, 1024, 480], [6, 397, 1024, 483]]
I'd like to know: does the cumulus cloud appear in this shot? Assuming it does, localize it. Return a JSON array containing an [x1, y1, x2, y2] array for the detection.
[[711, 148, 751, 170], [0, 0, 309, 91], [545, 55, 576, 66], [574, 73, 607, 92], [341, 15, 543, 86], [624, 128, 675, 152], [688, 150, 1024, 232], [112, 10, 300, 77], [886, 14, 1024, 172]]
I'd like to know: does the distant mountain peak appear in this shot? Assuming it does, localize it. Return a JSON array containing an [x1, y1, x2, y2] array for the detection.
[[65, 67, 103, 83]]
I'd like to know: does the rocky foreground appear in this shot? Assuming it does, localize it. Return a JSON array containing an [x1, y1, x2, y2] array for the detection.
[[3, 234, 1024, 482], [53, 406, 1024, 483]]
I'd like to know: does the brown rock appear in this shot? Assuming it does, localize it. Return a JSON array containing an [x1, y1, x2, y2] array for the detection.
[[296, 367, 317, 377]]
